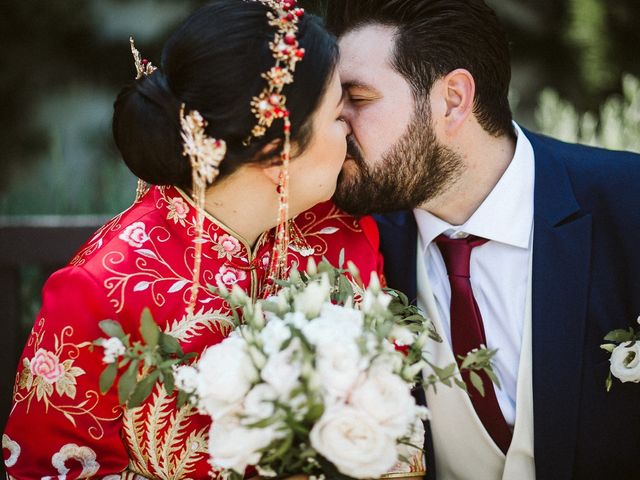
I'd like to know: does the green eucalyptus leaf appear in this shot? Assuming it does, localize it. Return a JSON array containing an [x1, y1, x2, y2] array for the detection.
[[140, 309, 160, 349], [118, 359, 139, 405], [99, 320, 126, 339], [600, 343, 616, 353], [469, 371, 485, 397], [159, 333, 182, 355], [128, 370, 161, 408], [454, 378, 468, 392], [606, 371, 613, 392], [163, 370, 175, 396], [304, 403, 325, 423], [604, 329, 635, 343], [99, 362, 118, 394], [177, 390, 189, 409]]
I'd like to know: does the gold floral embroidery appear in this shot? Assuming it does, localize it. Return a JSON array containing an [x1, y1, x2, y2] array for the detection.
[[294, 205, 362, 257], [13, 319, 121, 441], [70, 211, 128, 267], [164, 307, 234, 343], [123, 386, 208, 479]]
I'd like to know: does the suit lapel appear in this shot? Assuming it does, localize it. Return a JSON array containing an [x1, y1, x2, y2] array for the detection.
[[374, 211, 418, 303], [528, 132, 593, 480]]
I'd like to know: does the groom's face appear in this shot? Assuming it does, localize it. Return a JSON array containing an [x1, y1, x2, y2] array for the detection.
[[334, 25, 462, 215]]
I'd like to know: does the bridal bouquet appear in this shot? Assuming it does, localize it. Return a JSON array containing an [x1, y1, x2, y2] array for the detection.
[[96, 257, 497, 479]]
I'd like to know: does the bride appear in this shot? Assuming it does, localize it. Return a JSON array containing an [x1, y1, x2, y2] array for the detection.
[[3, 1, 423, 479]]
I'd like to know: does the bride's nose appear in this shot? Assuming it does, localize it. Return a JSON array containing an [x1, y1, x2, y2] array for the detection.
[[341, 117, 352, 136]]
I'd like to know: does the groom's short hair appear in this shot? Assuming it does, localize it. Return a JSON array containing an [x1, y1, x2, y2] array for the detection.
[[326, 0, 513, 138]]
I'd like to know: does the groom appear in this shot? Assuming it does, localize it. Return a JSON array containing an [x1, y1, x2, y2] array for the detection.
[[327, 1, 640, 479]]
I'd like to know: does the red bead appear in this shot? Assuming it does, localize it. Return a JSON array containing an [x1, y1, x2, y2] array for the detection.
[[281, 0, 296, 11], [295, 49, 305, 59], [141, 59, 149, 66], [295, 8, 304, 17], [284, 34, 297, 46]]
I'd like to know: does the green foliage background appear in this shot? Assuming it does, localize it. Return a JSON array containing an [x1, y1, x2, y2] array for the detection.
[[1, 0, 639, 215]]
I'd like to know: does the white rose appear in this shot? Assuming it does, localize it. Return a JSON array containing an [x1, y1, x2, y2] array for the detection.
[[316, 339, 366, 400], [302, 304, 363, 347], [101, 337, 126, 364], [209, 414, 276, 474], [243, 384, 278, 423], [260, 318, 291, 356], [350, 368, 417, 438], [310, 405, 397, 478], [196, 337, 258, 418], [173, 365, 199, 394], [610, 341, 640, 383], [293, 275, 331, 318], [261, 338, 303, 397]]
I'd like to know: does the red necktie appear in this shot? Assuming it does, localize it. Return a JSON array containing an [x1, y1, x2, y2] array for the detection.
[[435, 234, 512, 454]]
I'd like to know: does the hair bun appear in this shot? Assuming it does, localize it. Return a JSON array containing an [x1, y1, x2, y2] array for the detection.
[[113, 70, 190, 189]]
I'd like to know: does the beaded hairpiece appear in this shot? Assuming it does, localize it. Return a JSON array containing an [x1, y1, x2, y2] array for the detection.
[[247, 0, 305, 288], [179, 105, 227, 313], [129, 0, 306, 309]]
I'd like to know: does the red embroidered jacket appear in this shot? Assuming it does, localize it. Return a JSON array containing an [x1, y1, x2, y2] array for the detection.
[[3, 186, 385, 479]]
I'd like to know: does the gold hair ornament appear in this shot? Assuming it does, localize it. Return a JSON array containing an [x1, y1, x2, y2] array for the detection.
[[179, 105, 227, 314], [246, 0, 306, 290], [129, 36, 157, 201]]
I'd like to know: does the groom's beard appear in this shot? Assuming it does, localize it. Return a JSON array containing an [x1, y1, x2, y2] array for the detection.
[[334, 101, 463, 216]]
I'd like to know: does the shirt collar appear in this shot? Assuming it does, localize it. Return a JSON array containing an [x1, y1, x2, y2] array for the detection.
[[414, 122, 535, 251]]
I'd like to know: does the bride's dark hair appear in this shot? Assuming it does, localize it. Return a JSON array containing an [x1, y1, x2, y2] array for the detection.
[[113, 0, 339, 190]]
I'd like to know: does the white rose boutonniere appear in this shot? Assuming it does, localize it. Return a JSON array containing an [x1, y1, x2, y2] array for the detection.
[[601, 315, 640, 390]]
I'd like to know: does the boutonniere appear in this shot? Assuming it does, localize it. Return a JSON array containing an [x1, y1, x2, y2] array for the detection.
[[601, 316, 640, 391]]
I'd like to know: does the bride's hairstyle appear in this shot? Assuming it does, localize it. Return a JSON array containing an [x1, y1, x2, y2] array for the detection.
[[113, 0, 339, 190]]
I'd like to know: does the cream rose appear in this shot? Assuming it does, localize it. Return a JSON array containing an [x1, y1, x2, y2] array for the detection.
[[261, 338, 303, 397], [315, 339, 366, 400], [350, 368, 417, 438], [310, 405, 397, 478], [196, 337, 258, 418], [30, 348, 65, 384], [610, 341, 640, 383], [209, 414, 276, 474]]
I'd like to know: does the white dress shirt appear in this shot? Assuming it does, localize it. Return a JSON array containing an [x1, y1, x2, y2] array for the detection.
[[413, 123, 535, 426]]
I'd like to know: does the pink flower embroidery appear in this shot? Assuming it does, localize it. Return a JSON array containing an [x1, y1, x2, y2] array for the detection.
[[215, 266, 247, 287], [167, 197, 189, 225], [119, 222, 149, 248], [30, 349, 65, 384], [214, 234, 242, 260]]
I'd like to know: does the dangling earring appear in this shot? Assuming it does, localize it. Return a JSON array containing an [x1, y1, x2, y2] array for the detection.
[[179, 104, 227, 315], [266, 115, 292, 291]]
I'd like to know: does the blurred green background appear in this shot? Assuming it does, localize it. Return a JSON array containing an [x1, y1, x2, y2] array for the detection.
[[1, 0, 639, 218]]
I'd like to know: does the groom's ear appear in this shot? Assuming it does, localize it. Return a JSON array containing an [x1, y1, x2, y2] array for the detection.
[[440, 68, 476, 134]]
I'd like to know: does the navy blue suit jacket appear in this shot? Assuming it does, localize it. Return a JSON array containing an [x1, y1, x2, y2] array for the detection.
[[375, 131, 640, 479]]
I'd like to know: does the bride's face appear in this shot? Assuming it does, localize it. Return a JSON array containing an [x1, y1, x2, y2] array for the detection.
[[287, 70, 350, 215]]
